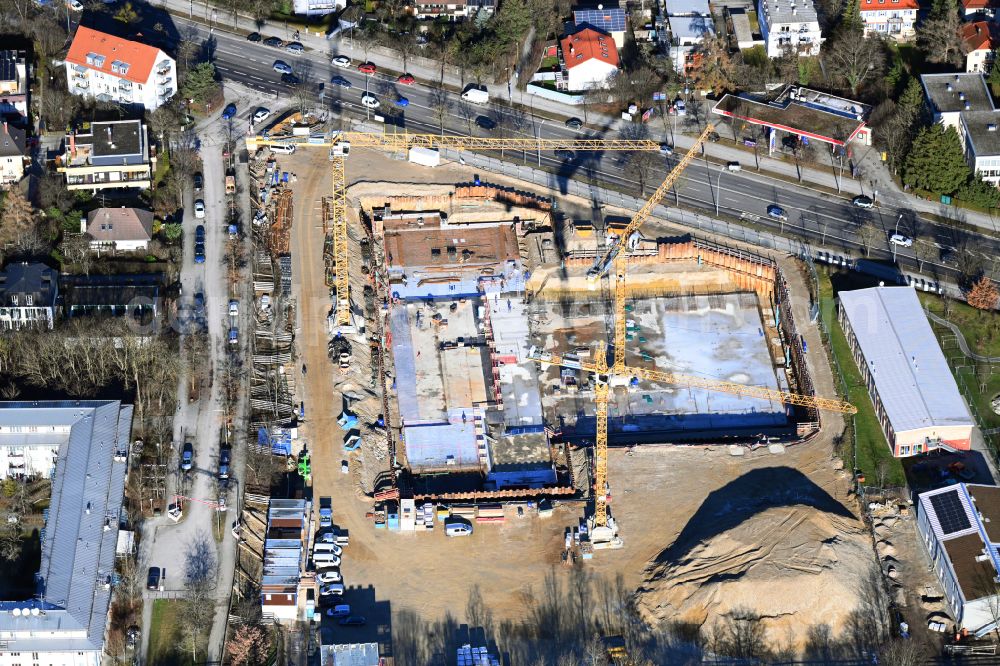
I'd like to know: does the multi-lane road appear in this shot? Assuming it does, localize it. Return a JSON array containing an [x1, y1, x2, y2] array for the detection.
[[173, 19, 1000, 287]]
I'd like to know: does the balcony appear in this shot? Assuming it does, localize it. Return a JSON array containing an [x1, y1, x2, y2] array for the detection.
[[118, 80, 133, 91], [157, 87, 174, 99], [70, 64, 88, 74], [156, 75, 173, 88], [155, 61, 172, 76], [73, 81, 90, 92]]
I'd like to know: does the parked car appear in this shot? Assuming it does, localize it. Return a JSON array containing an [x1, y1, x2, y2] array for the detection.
[[767, 204, 788, 221], [444, 518, 473, 537], [195, 225, 205, 243], [565, 117, 583, 130], [673, 100, 686, 116], [67, 0, 83, 11], [280, 72, 301, 85], [357, 62, 376, 74], [397, 73, 415, 85], [338, 616, 366, 626], [852, 195, 874, 209], [341, 460, 349, 474], [332, 55, 352, 67], [193, 172, 203, 191], [263, 36, 283, 48], [253, 107, 271, 123], [326, 604, 351, 618], [194, 200, 206, 219], [229, 299, 239, 316], [221, 103, 237, 120], [330, 76, 352, 88], [361, 94, 380, 109], [319, 583, 345, 596], [146, 567, 161, 590], [313, 552, 341, 567], [659, 143, 673, 156], [228, 328, 238, 345], [285, 42, 304, 54], [476, 116, 496, 130], [218, 447, 231, 479], [316, 569, 342, 584], [180, 443, 194, 471], [889, 233, 913, 247], [194, 243, 205, 264], [247, 32, 262, 42]]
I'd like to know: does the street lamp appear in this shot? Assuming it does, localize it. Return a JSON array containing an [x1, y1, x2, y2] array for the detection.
[[891, 213, 903, 262], [715, 168, 723, 216]]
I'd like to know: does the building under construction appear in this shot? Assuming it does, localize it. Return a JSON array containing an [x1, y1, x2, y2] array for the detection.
[[364, 182, 822, 502]]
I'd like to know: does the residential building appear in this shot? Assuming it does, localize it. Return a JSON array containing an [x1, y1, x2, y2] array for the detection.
[[757, 0, 823, 57], [712, 85, 872, 148], [413, 0, 495, 20], [838, 287, 974, 457], [261, 499, 310, 623], [0, 400, 132, 666], [0, 263, 58, 330], [60, 273, 161, 320], [0, 49, 29, 120], [0, 121, 26, 186], [917, 484, 1000, 633], [559, 28, 620, 91], [64, 26, 176, 110], [962, 0, 1000, 20], [667, 13, 715, 73], [920, 72, 1000, 180], [728, 6, 766, 50], [58, 120, 152, 192], [292, 0, 345, 16], [573, 6, 629, 48], [859, 0, 918, 40], [84, 206, 154, 252], [961, 21, 1000, 72]]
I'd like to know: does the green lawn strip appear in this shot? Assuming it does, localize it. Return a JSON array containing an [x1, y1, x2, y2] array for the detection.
[[148, 599, 191, 666], [918, 292, 1000, 359], [818, 269, 906, 485]]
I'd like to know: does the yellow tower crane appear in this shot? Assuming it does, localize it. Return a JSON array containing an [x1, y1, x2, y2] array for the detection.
[[246, 128, 660, 328], [529, 123, 856, 548]]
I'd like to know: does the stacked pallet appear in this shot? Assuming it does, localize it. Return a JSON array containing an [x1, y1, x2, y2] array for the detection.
[[476, 503, 505, 524]]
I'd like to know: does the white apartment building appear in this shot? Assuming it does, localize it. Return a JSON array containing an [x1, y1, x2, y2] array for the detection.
[[859, 0, 918, 39], [758, 0, 823, 57], [0, 401, 132, 666], [64, 26, 176, 111], [0, 49, 29, 119]]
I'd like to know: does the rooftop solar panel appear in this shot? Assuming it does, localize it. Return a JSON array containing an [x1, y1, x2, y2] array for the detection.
[[574, 8, 627, 31], [930, 490, 971, 535]]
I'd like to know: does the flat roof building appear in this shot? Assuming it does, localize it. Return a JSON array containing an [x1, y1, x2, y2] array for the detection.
[[261, 498, 310, 623], [59, 120, 152, 192], [0, 401, 133, 666], [838, 286, 974, 457], [917, 484, 1000, 633], [713, 85, 872, 147]]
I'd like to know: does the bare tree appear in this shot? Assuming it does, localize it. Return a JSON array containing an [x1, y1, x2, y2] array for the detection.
[[429, 88, 450, 132], [857, 220, 882, 257], [919, 3, 965, 67], [823, 30, 887, 97], [914, 240, 937, 272]]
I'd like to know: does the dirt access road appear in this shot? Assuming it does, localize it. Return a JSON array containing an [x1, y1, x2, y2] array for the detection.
[[289, 149, 867, 655]]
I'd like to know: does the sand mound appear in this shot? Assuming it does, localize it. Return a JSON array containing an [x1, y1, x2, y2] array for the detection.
[[636, 502, 872, 648]]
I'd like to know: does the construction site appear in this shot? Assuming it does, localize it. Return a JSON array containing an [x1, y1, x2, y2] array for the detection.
[[235, 119, 875, 656]]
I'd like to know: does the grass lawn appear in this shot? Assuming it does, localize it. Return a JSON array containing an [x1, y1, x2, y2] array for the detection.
[[918, 292, 1000, 359], [154, 147, 170, 187], [148, 599, 199, 666], [818, 268, 907, 486]]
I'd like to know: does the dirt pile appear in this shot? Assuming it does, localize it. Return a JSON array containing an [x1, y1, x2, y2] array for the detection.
[[635, 467, 872, 650]]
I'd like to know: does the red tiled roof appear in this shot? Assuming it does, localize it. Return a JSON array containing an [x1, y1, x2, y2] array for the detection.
[[66, 26, 163, 85], [860, 0, 918, 10], [961, 20, 1000, 52], [963, 0, 1000, 10], [560, 28, 620, 71]]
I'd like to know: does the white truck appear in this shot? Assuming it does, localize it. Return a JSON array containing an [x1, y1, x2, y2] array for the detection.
[[408, 146, 441, 168], [461, 88, 490, 105]]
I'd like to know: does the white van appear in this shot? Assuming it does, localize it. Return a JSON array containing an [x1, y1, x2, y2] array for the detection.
[[727, 161, 741, 172], [313, 552, 341, 567], [313, 542, 343, 556], [270, 144, 296, 155]]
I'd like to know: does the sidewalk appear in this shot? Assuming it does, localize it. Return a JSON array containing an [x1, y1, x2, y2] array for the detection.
[[162, 0, 1000, 235]]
